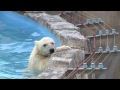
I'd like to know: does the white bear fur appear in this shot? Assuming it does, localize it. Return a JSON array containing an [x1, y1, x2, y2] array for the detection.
[[27, 37, 71, 74]]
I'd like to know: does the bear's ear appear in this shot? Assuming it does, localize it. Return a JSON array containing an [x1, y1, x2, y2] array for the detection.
[[34, 41, 39, 46]]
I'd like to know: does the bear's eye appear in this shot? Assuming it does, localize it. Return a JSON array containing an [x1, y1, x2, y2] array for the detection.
[[43, 44, 47, 47], [51, 42, 54, 45]]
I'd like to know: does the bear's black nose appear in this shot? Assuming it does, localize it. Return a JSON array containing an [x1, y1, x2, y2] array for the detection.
[[50, 48, 54, 54]]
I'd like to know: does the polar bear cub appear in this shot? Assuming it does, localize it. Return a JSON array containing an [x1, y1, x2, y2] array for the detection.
[[27, 37, 71, 74]]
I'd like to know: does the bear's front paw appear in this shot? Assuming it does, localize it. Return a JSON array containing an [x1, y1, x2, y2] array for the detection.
[[56, 45, 72, 52], [63, 45, 72, 50]]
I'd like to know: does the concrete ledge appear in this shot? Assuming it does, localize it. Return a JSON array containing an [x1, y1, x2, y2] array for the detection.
[[25, 12, 87, 49], [37, 49, 84, 79], [24, 12, 86, 79]]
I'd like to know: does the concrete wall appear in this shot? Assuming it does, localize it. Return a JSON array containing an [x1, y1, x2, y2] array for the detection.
[[76, 11, 120, 79], [83, 11, 120, 47]]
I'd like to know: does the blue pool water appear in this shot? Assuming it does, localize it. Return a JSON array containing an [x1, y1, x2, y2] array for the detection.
[[0, 11, 61, 79]]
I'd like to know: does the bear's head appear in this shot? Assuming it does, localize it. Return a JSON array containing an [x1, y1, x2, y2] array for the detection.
[[35, 37, 56, 56]]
